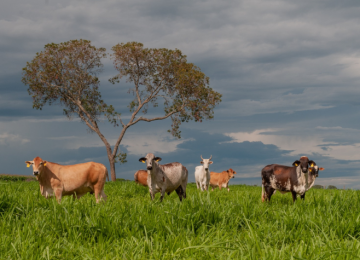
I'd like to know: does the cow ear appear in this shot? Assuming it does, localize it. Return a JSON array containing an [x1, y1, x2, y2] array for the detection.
[[209, 161, 213, 164], [25, 161, 31, 167], [319, 167, 324, 171], [309, 160, 316, 167], [200, 161, 204, 164], [43, 161, 47, 166], [292, 160, 300, 167], [154, 157, 162, 162], [139, 157, 146, 163], [227, 170, 229, 173]]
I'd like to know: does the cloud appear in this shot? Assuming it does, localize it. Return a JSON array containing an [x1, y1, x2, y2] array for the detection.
[[0, 133, 29, 146], [225, 127, 360, 161]]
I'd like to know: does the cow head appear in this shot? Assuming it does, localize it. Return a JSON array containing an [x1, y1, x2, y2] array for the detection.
[[139, 153, 161, 171], [25, 156, 47, 176], [227, 168, 236, 179], [292, 156, 312, 173], [200, 155, 213, 171], [308, 161, 324, 178]]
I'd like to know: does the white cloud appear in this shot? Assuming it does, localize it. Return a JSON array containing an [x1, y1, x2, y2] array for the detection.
[[0, 133, 29, 145], [225, 127, 360, 160]]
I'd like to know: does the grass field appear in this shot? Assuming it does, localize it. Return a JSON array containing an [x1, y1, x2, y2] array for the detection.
[[1, 181, 360, 259]]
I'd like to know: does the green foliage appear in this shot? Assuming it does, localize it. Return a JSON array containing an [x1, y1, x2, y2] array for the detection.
[[0, 175, 36, 182], [312, 184, 324, 189], [110, 42, 222, 138], [0, 175, 27, 182], [114, 151, 127, 164], [21, 39, 112, 125], [328, 185, 338, 189], [1, 182, 360, 259]]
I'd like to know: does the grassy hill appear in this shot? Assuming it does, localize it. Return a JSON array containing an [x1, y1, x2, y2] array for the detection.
[[1, 181, 360, 259]]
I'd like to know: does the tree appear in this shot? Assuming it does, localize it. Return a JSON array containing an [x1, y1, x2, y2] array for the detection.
[[312, 185, 324, 189], [327, 185, 337, 189], [22, 40, 222, 181]]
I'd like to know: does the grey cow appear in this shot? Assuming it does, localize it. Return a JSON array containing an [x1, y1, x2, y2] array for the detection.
[[139, 153, 188, 202]]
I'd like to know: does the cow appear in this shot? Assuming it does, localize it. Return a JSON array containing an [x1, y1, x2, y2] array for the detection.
[[134, 170, 148, 187], [261, 156, 323, 202], [25, 156, 108, 203], [210, 168, 237, 192], [195, 155, 213, 191], [139, 153, 188, 202]]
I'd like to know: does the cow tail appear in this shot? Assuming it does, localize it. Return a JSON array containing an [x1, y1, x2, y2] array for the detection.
[[134, 171, 138, 182], [106, 168, 109, 181]]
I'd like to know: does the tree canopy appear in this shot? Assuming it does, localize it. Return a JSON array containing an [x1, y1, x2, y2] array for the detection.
[[110, 42, 222, 138], [22, 40, 222, 181]]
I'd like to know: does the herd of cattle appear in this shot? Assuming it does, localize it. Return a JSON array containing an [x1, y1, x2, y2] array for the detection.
[[25, 154, 323, 203]]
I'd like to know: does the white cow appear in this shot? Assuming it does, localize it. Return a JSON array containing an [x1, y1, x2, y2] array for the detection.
[[195, 155, 213, 191], [139, 153, 188, 202]]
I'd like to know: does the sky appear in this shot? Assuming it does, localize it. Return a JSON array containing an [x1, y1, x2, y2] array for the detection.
[[1, 0, 360, 188]]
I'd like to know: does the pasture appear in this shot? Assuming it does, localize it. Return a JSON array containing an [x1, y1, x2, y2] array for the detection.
[[1, 181, 360, 259]]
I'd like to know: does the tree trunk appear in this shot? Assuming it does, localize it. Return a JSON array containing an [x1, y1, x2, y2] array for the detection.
[[109, 158, 116, 182], [104, 143, 116, 181]]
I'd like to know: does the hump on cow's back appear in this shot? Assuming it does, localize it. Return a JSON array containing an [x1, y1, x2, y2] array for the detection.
[[163, 162, 181, 167]]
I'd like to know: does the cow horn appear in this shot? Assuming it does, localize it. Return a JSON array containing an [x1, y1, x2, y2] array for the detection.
[[209, 155, 212, 160], [201, 155, 204, 160]]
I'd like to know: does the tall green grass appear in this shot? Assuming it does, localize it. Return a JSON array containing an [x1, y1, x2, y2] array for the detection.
[[1, 181, 360, 259]]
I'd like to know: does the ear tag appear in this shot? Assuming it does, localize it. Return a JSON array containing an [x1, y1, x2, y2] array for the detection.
[[156, 159, 160, 162], [310, 163, 314, 167], [27, 163, 30, 168], [141, 160, 145, 163], [43, 163, 46, 166], [294, 163, 298, 167]]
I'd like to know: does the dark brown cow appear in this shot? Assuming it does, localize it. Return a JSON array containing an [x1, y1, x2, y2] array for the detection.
[[261, 156, 324, 202], [134, 170, 148, 187]]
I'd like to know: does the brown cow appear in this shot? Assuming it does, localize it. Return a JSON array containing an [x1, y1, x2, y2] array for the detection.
[[261, 156, 324, 202], [210, 168, 237, 192], [134, 170, 148, 187], [25, 156, 108, 203]]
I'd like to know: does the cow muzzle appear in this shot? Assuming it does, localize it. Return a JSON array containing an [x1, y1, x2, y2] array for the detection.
[[33, 171, 39, 176], [147, 166, 153, 170]]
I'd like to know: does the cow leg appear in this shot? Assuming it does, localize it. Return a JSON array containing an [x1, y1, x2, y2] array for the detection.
[[300, 193, 305, 200], [100, 190, 107, 202], [180, 183, 187, 199], [94, 189, 100, 203], [160, 189, 165, 202], [264, 186, 275, 202], [149, 191, 155, 200], [218, 185, 222, 191], [196, 181, 200, 190], [175, 186, 183, 202], [54, 189, 62, 203], [291, 191, 298, 202]]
